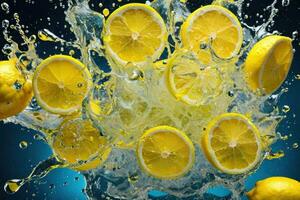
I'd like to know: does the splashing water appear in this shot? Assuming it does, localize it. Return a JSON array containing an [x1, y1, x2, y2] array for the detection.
[[0, 0, 298, 199]]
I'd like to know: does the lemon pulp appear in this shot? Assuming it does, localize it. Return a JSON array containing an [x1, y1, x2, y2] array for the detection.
[[181, 5, 243, 64], [33, 55, 91, 115], [104, 3, 167, 65], [52, 117, 111, 171], [137, 126, 195, 179], [201, 113, 262, 174]]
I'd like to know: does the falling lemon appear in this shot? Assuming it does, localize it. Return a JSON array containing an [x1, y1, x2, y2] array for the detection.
[[33, 55, 91, 115], [166, 50, 222, 105], [181, 5, 243, 64], [0, 59, 33, 120], [103, 3, 167, 65], [247, 177, 300, 200], [137, 125, 195, 179], [52, 117, 111, 171], [244, 35, 293, 94], [201, 113, 262, 174]]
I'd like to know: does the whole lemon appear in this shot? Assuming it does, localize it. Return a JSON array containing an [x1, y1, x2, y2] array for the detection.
[[247, 177, 300, 200], [0, 59, 33, 120]]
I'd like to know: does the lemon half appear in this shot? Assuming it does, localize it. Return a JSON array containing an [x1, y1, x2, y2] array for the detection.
[[52, 118, 111, 171], [166, 50, 222, 105], [201, 113, 262, 174], [33, 55, 91, 115], [137, 126, 195, 179], [104, 3, 167, 65], [181, 5, 243, 64], [244, 35, 293, 94]]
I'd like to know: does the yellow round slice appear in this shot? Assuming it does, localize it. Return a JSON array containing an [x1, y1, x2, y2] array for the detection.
[[33, 55, 91, 115], [166, 50, 222, 105], [52, 118, 111, 171], [181, 5, 243, 64], [104, 3, 167, 65], [137, 126, 195, 179], [201, 113, 262, 174], [244, 35, 293, 94]]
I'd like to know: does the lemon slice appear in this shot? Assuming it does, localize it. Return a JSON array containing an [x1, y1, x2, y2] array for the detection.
[[52, 117, 111, 171], [201, 113, 262, 174], [244, 35, 293, 94], [180, 5, 243, 64], [166, 50, 222, 105], [104, 3, 167, 65], [33, 55, 91, 115], [137, 126, 195, 179]]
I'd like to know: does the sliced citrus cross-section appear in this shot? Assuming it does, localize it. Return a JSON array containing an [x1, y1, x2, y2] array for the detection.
[[244, 35, 293, 94], [52, 117, 111, 171], [166, 50, 222, 105], [137, 125, 195, 179], [201, 113, 262, 174], [180, 5, 243, 64], [104, 3, 167, 65], [33, 55, 91, 115]]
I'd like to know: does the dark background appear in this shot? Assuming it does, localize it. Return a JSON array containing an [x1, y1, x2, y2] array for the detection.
[[0, 0, 300, 199]]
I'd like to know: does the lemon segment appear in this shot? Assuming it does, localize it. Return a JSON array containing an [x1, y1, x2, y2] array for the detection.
[[52, 118, 111, 171], [180, 5, 243, 64], [0, 59, 33, 119], [247, 177, 300, 200], [201, 113, 262, 174], [166, 50, 222, 105], [33, 55, 91, 115], [137, 126, 195, 179], [104, 3, 167, 65], [244, 35, 293, 94]]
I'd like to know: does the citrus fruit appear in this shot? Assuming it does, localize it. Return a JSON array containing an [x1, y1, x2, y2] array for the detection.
[[247, 177, 300, 200], [52, 117, 111, 171], [244, 35, 293, 94], [180, 5, 243, 64], [33, 55, 91, 115], [201, 113, 262, 174], [166, 50, 222, 105], [0, 59, 33, 120], [137, 125, 195, 179], [103, 3, 167, 65]]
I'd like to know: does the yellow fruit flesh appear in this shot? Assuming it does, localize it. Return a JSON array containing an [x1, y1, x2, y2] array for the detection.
[[105, 3, 166, 64], [201, 113, 261, 174], [0, 59, 33, 119], [244, 36, 293, 94], [52, 118, 111, 171], [34, 55, 91, 114], [181, 5, 243, 64], [137, 126, 195, 179], [167, 51, 221, 105]]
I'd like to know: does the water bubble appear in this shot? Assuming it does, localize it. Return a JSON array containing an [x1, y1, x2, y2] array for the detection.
[[103, 8, 110, 17], [292, 31, 298, 40], [266, 150, 285, 160], [1, 2, 10, 14], [19, 141, 28, 149], [281, 0, 290, 7], [129, 69, 143, 80], [99, 3, 103, 8], [282, 105, 290, 113], [292, 143, 299, 149], [2, 19, 9, 28], [244, 15, 249, 19], [77, 83, 83, 88], [199, 42, 207, 49], [295, 74, 300, 80], [49, 184, 55, 189], [4, 179, 23, 194], [13, 81, 23, 90], [128, 173, 139, 183], [227, 91, 234, 97]]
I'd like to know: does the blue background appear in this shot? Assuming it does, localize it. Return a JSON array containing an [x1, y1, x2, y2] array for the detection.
[[0, 0, 300, 199]]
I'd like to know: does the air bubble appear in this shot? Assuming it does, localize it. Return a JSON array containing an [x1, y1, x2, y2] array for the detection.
[[292, 143, 299, 149], [1, 2, 9, 14], [19, 141, 28, 149], [282, 105, 290, 113], [281, 0, 290, 7]]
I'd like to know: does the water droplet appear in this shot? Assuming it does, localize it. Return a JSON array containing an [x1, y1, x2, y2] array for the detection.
[[19, 141, 28, 149], [292, 143, 299, 149], [281, 0, 290, 7], [4, 179, 23, 194], [103, 8, 110, 17], [1, 2, 10, 14], [266, 150, 285, 160], [282, 105, 290, 113]]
